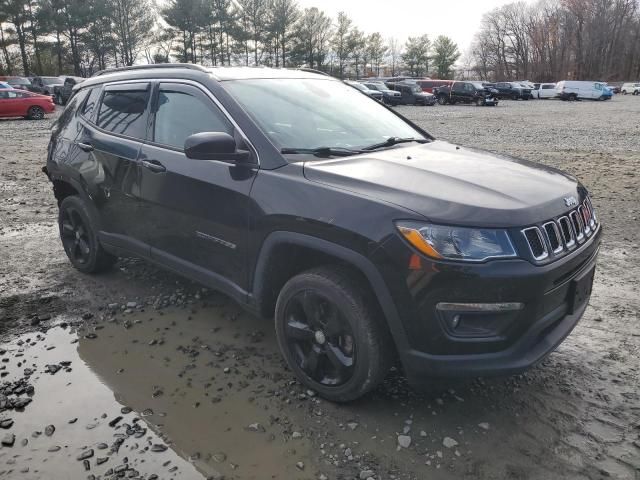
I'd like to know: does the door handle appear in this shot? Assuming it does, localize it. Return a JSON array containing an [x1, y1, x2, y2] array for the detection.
[[77, 142, 94, 152], [141, 159, 166, 173]]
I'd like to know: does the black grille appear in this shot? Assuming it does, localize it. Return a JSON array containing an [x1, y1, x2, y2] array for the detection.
[[558, 217, 575, 247], [544, 222, 561, 252], [523, 227, 547, 259], [570, 211, 584, 241], [522, 198, 597, 262]]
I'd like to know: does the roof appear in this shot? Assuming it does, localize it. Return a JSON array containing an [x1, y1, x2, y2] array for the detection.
[[208, 66, 333, 81], [90, 63, 334, 82]]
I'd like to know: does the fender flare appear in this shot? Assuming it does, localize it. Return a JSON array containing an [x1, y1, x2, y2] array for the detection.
[[251, 231, 411, 358], [47, 173, 105, 231]]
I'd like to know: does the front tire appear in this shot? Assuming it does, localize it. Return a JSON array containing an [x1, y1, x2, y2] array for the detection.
[[58, 196, 116, 274], [27, 106, 45, 120], [275, 266, 393, 402], [437, 95, 448, 105]]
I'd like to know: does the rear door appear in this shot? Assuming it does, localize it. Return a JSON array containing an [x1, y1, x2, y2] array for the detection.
[[81, 82, 151, 249], [137, 81, 257, 291]]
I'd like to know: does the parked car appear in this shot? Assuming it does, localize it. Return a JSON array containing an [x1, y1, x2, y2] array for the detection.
[[31, 76, 64, 97], [605, 83, 621, 94], [536, 83, 558, 99], [0, 88, 55, 119], [58, 76, 85, 105], [0, 81, 11, 89], [517, 81, 537, 96], [44, 64, 601, 402], [435, 81, 498, 106], [493, 82, 532, 100], [416, 79, 454, 93], [0, 76, 33, 91], [556, 81, 611, 101], [620, 82, 640, 95], [360, 81, 401, 105], [389, 82, 436, 105], [344, 80, 384, 102]]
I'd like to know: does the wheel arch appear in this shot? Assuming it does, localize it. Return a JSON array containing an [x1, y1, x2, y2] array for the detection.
[[250, 231, 409, 357]]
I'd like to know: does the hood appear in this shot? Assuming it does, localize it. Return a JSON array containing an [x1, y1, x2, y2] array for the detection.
[[303, 140, 583, 227]]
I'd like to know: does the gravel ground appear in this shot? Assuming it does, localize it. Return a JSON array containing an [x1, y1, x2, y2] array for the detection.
[[0, 96, 639, 480]]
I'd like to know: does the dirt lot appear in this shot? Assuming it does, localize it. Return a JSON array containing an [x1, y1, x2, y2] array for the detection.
[[0, 96, 639, 480]]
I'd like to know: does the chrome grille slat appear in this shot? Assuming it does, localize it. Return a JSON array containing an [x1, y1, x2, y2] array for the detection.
[[523, 197, 597, 262]]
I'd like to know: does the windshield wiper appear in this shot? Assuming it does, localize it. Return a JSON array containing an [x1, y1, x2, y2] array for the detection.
[[280, 147, 364, 157], [361, 137, 428, 151]]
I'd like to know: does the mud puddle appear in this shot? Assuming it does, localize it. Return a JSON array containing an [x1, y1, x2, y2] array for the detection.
[[0, 326, 203, 479], [0, 300, 319, 479], [74, 301, 317, 480]]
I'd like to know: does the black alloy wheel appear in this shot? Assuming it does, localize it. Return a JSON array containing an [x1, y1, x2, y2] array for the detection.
[[274, 267, 393, 402], [58, 196, 116, 273], [60, 205, 92, 266], [282, 290, 355, 386]]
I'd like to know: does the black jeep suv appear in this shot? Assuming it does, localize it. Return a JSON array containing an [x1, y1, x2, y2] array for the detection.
[[436, 81, 498, 106], [44, 64, 601, 402]]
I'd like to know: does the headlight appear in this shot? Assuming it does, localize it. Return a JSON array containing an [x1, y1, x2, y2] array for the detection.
[[396, 222, 517, 262]]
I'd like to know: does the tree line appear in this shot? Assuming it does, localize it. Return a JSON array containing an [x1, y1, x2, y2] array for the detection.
[[0, 0, 461, 79], [468, 0, 640, 82]]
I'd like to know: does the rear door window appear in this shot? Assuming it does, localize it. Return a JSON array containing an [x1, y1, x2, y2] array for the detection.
[[97, 83, 150, 139], [152, 83, 232, 150]]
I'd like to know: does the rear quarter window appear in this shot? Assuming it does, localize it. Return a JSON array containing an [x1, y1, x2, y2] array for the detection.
[[81, 87, 101, 119]]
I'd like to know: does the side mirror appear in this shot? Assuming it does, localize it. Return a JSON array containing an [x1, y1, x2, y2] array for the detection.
[[184, 132, 252, 164]]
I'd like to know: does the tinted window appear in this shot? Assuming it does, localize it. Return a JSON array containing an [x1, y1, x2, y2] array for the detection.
[[81, 88, 101, 118], [0, 90, 24, 98], [153, 84, 232, 149], [97, 85, 149, 139], [542, 85, 554, 90]]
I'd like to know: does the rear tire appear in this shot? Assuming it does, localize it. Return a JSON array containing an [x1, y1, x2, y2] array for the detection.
[[58, 196, 116, 274], [27, 106, 45, 120], [274, 266, 393, 402]]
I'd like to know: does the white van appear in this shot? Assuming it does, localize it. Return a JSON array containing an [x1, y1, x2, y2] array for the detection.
[[556, 81, 610, 101], [621, 82, 640, 95]]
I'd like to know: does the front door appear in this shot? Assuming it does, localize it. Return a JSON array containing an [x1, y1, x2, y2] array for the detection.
[[138, 82, 257, 291]]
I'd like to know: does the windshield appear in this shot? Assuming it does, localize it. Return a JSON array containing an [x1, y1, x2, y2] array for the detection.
[[224, 78, 425, 153], [471, 82, 485, 89]]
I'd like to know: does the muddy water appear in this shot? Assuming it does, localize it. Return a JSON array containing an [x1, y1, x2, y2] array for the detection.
[[75, 302, 317, 480], [0, 327, 203, 479], [0, 302, 318, 479]]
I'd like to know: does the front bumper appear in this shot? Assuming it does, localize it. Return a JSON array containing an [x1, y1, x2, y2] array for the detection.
[[378, 225, 601, 381]]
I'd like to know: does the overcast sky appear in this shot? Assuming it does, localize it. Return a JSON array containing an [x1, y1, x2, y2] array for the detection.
[[296, 0, 522, 52]]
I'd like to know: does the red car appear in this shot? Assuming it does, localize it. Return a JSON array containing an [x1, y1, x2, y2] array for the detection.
[[0, 88, 55, 120]]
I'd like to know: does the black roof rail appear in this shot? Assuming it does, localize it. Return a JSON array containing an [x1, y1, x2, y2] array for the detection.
[[92, 63, 209, 77], [294, 67, 330, 77]]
